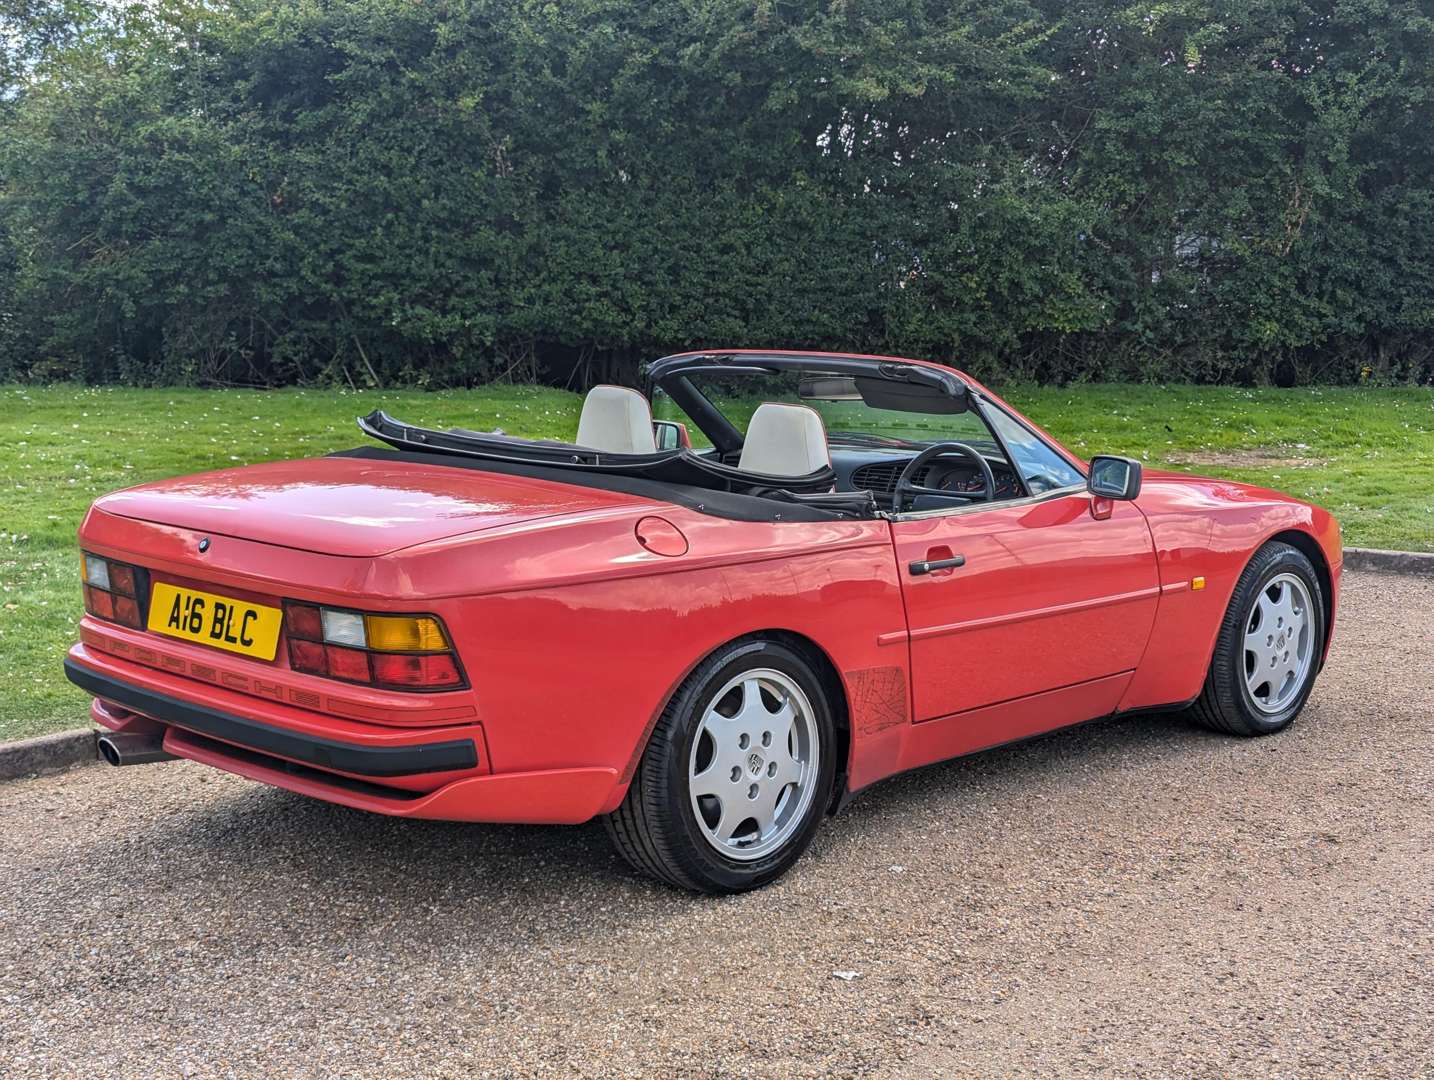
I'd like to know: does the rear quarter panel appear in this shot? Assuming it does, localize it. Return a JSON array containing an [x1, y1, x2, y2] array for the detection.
[[414, 507, 912, 807]]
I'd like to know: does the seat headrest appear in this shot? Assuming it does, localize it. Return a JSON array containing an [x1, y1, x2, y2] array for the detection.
[[737, 402, 831, 477], [575, 385, 656, 454]]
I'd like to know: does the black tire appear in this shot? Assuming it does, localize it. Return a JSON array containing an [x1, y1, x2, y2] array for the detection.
[[1189, 540, 1326, 737], [604, 637, 837, 894]]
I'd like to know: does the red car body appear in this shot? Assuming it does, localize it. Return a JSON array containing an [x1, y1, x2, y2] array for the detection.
[[66, 353, 1342, 830]]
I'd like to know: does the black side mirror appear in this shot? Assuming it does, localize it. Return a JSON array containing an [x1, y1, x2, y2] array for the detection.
[[1088, 455, 1143, 500]]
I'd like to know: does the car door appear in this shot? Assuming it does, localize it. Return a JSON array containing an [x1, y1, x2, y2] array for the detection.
[[891, 488, 1160, 724]]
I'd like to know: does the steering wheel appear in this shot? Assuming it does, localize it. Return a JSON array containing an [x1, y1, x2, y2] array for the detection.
[[893, 442, 996, 512]]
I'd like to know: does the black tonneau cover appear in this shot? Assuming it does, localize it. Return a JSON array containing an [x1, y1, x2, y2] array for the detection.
[[360, 409, 839, 493], [348, 411, 877, 521], [332, 446, 875, 523]]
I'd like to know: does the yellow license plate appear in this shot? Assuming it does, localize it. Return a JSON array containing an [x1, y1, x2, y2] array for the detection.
[[147, 582, 283, 660]]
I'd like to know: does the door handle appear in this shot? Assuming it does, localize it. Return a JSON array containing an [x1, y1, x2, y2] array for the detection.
[[908, 554, 966, 576]]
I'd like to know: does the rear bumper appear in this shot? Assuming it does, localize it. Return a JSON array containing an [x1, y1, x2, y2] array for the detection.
[[65, 647, 620, 824], [164, 725, 621, 824], [67, 658, 477, 776]]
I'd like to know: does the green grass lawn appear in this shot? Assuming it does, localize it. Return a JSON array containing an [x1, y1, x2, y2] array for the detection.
[[2, 381, 1430, 741]]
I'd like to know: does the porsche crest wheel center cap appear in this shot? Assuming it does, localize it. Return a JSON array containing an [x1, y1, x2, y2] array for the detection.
[[747, 751, 764, 775]]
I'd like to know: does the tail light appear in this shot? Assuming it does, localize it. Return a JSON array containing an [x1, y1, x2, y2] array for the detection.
[[81, 552, 145, 629], [283, 603, 466, 691]]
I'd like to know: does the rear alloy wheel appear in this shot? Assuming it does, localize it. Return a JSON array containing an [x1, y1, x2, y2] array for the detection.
[[604, 639, 836, 893], [687, 668, 822, 862], [1190, 541, 1327, 736]]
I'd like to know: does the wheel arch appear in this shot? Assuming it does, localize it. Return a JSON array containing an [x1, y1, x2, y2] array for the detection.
[[1266, 528, 1334, 666], [610, 627, 853, 816], [762, 629, 853, 813]]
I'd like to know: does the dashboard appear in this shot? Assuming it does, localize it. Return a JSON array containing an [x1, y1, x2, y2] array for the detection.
[[832, 447, 1022, 507]]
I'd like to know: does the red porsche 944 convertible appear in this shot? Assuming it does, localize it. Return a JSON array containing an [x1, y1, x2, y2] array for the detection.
[[67, 351, 1341, 892]]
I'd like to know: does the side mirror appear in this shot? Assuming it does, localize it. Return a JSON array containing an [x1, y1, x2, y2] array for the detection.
[[1087, 455, 1143, 500], [652, 420, 691, 451]]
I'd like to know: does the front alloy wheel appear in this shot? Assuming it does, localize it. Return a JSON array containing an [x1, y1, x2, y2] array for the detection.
[[605, 638, 836, 893], [1190, 540, 1327, 736], [1240, 572, 1316, 715]]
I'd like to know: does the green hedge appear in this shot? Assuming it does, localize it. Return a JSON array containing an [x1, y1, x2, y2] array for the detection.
[[3, 0, 1432, 388]]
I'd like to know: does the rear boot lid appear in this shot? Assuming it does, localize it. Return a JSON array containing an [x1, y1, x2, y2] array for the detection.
[[94, 455, 654, 557]]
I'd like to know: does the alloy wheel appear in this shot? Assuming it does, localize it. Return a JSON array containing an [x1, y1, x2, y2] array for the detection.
[[1243, 571, 1315, 714], [687, 668, 821, 861]]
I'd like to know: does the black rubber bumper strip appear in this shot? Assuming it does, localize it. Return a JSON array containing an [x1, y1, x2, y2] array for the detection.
[[64, 658, 477, 777]]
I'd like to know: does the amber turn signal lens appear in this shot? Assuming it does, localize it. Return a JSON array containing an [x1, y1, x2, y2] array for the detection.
[[364, 615, 448, 652]]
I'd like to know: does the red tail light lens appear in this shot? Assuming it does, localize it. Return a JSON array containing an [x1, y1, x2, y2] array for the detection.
[[285, 603, 323, 641], [325, 646, 371, 683], [109, 564, 136, 596], [283, 602, 465, 692], [371, 652, 462, 688], [86, 585, 115, 621], [288, 639, 326, 674], [81, 553, 144, 629]]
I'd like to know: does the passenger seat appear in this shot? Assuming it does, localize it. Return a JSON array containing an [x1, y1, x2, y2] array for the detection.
[[575, 385, 657, 454], [737, 402, 831, 477]]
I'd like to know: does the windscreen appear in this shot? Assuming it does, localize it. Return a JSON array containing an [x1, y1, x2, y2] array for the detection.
[[654, 369, 999, 451]]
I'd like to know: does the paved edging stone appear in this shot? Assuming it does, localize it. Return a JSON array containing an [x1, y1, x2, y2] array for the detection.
[[0, 729, 97, 782], [1343, 546, 1434, 576]]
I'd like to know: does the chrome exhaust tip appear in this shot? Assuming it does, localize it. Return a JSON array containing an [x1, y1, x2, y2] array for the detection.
[[97, 732, 177, 767]]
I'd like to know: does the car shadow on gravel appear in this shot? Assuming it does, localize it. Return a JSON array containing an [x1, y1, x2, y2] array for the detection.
[[833, 706, 1225, 827], [79, 705, 1228, 916], [34, 701, 1314, 985]]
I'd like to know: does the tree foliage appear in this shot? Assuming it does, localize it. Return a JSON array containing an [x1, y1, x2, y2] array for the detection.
[[1, 0, 1431, 387]]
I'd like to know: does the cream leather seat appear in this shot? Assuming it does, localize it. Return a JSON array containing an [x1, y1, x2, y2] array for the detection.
[[575, 385, 657, 454], [737, 402, 831, 477]]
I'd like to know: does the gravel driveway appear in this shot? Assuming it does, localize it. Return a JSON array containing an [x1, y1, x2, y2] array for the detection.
[[2, 569, 1430, 1079]]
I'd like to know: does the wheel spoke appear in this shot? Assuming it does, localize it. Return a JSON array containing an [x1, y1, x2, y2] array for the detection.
[[772, 756, 801, 790], [712, 803, 744, 842], [747, 783, 782, 835], [690, 765, 728, 801], [1279, 593, 1302, 628], [1245, 627, 1272, 665], [766, 700, 797, 748], [1271, 583, 1300, 629], [734, 678, 766, 724]]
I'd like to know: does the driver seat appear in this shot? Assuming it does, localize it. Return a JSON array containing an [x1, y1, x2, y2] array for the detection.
[[738, 402, 831, 477], [575, 385, 656, 454]]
